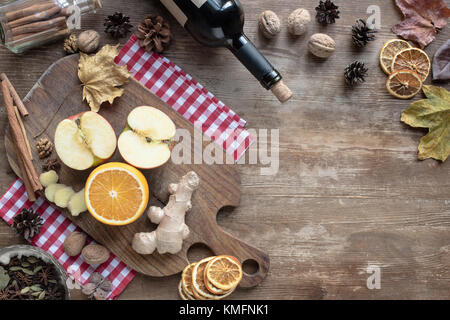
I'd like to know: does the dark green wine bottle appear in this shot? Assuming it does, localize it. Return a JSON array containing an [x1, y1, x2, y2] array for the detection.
[[160, 0, 292, 103]]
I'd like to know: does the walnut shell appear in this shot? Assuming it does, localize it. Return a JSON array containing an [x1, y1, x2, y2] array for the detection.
[[258, 10, 281, 39], [81, 244, 110, 265], [63, 231, 86, 257], [77, 30, 100, 54], [288, 8, 311, 36], [308, 33, 336, 58]]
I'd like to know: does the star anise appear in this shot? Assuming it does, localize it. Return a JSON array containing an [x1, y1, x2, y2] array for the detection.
[[0, 286, 12, 300], [37, 266, 54, 287], [14, 272, 32, 286]]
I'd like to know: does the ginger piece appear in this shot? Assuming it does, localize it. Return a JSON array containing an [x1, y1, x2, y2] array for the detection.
[[45, 183, 66, 202], [54, 186, 75, 208], [132, 171, 200, 255], [68, 188, 87, 216], [39, 170, 58, 187]]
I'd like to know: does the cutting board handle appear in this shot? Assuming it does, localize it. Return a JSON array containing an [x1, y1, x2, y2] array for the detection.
[[201, 227, 270, 288]]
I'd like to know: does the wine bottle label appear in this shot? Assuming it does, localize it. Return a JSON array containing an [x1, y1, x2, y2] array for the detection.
[[161, 0, 188, 26]]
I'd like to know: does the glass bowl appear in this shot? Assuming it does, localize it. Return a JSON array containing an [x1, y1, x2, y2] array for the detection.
[[0, 245, 71, 300]]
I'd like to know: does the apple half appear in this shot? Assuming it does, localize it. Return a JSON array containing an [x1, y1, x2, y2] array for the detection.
[[118, 106, 176, 169], [54, 111, 117, 171]]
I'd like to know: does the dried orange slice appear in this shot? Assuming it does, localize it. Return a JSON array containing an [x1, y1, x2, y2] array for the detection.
[[191, 257, 214, 300], [379, 39, 411, 74], [205, 277, 228, 295], [178, 281, 189, 300], [386, 70, 422, 99], [181, 263, 197, 299], [205, 255, 243, 291], [85, 162, 149, 226], [391, 48, 430, 81]]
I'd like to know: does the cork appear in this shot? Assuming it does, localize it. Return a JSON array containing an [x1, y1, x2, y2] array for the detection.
[[271, 80, 292, 103]]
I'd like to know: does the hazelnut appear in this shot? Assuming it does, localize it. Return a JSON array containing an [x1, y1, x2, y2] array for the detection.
[[77, 30, 100, 54], [258, 10, 281, 39], [308, 33, 336, 58], [287, 8, 311, 36], [81, 244, 110, 265], [63, 231, 86, 257]]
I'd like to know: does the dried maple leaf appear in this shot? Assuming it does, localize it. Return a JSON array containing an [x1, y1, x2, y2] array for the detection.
[[401, 85, 450, 161], [78, 44, 131, 112], [392, 0, 450, 49]]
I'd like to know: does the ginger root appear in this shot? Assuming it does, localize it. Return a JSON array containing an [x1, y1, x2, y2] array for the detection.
[[68, 188, 87, 216], [132, 171, 200, 255], [45, 183, 65, 202], [39, 170, 58, 187], [54, 186, 75, 208]]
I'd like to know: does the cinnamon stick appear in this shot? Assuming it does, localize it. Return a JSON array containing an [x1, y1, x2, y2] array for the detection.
[[11, 16, 66, 37], [1, 80, 42, 192], [6, 1, 55, 22], [12, 26, 69, 42], [0, 73, 28, 117], [14, 106, 33, 160], [8, 5, 61, 29], [13, 139, 36, 202]]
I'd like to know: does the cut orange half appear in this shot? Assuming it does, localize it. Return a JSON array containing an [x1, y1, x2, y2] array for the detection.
[[386, 70, 422, 99], [379, 39, 411, 75], [205, 255, 243, 291], [391, 48, 430, 82], [85, 162, 149, 226]]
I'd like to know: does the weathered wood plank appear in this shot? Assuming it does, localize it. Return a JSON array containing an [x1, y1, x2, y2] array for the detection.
[[1, 0, 449, 299]]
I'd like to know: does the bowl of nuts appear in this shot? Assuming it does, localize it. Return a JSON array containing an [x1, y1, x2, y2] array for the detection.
[[0, 245, 70, 300]]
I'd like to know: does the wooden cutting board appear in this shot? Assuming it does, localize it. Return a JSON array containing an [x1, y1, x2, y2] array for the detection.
[[4, 54, 269, 288]]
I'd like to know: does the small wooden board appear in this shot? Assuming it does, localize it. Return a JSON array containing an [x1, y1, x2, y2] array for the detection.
[[5, 54, 269, 288]]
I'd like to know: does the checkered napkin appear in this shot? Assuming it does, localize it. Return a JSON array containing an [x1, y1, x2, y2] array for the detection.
[[0, 179, 136, 300], [114, 35, 255, 162]]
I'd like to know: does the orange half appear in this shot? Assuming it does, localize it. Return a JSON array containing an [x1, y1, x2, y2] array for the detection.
[[85, 162, 149, 226]]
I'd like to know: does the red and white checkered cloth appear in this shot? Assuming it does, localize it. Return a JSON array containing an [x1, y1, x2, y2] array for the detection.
[[0, 179, 136, 300], [114, 35, 255, 162]]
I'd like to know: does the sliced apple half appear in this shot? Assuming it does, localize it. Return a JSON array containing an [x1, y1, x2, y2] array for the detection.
[[54, 111, 117, 171], [118, 106, 176, 169]]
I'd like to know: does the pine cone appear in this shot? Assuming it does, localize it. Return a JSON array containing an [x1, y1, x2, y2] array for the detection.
[[135, 15, 172, 53], [344, 61, 368, 86], [36, 138, 53, 159], [315, 0, 340, 25], [352, 19, 377, 47], [42, 158, 60, 172], [104, 12, 133, 39], [63, 34, 79, 54], [12, 208, 43, 241]]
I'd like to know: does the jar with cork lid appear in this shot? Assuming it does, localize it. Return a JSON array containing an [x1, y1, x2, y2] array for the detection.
[[0, 0, 102, 53]]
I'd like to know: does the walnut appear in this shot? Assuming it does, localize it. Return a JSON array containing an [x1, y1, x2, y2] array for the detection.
[[81, 244, 110, 265], [258, 10, 281, 39], [308, 33, 336, 58], [63, 34, 79, 54], [63, 232, 86, 257], [288, 8, 311, 36], [77, 30, 100, 54], [36, 137, 53, 159]]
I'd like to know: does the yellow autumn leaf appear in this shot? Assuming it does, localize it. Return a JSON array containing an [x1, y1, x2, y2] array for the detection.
[[78, 44, 131, 112], [401, 85, 450, 161]]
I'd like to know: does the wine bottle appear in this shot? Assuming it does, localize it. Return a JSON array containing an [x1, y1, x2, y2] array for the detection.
[[160, 0, 292, 103]]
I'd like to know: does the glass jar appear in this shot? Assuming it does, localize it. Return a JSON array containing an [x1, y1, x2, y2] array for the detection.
[[0, 0, 102, 53]]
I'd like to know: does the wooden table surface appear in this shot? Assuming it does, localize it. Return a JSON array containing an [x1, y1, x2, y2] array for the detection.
[[1, 0, 449, 300]]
